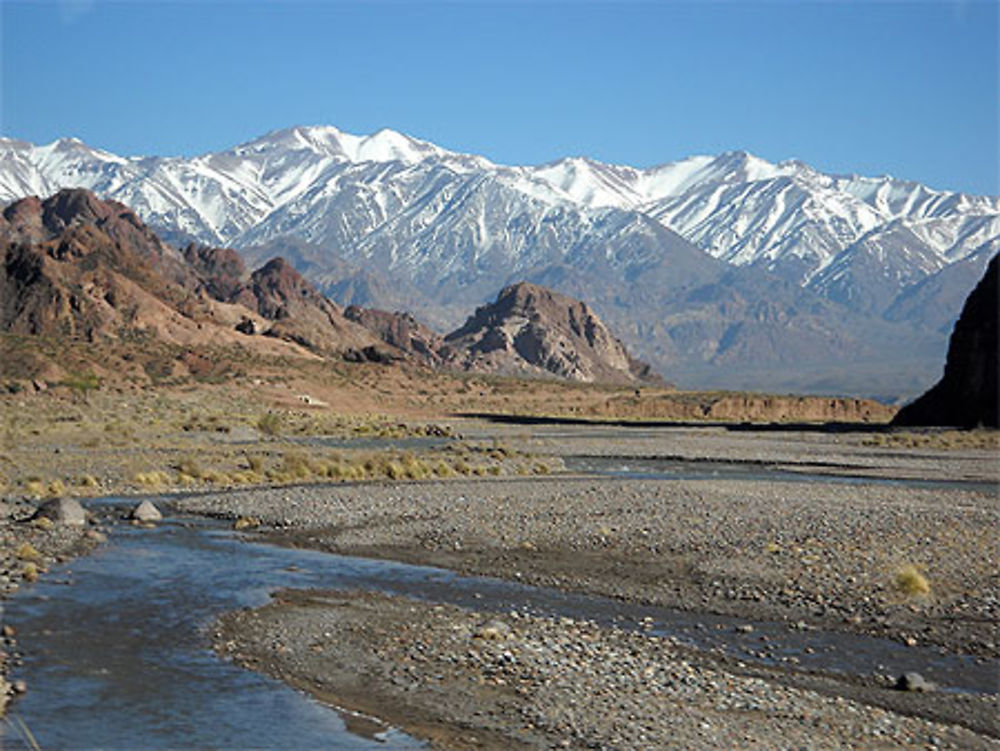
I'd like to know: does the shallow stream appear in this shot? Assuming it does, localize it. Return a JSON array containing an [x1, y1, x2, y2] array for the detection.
[[2, 461, 997, 748]]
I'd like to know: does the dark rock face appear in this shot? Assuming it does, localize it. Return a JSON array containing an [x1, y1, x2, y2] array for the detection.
[[893, 254, 998, 428]]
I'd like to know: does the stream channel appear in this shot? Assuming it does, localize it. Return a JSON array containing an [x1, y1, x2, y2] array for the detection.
[[1, 464, 997, 749]]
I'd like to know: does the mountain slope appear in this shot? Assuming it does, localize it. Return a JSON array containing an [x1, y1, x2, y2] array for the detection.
[[0, 189, 389, 366], [2, 127, 995, 394]]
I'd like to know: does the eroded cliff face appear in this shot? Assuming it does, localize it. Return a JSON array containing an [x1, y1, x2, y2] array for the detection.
[[893, 254, 998, 428], [582, 393, 895, 424]]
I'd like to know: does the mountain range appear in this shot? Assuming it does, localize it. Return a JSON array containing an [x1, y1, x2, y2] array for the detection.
[[0, 190, 655, 387], [3, 126, 997, 397]]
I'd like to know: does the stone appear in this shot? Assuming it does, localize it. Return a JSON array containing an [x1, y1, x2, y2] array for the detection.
[[895, 671, 934, 692], [474, 620, 512, 641], [33, 498, 87, 526], [130, 500, 163, 522]]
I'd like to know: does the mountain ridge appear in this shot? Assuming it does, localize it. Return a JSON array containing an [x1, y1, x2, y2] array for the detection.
[[2, 127, 996, 395]]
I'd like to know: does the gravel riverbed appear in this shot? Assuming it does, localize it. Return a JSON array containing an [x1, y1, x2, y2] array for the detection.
[[181, 424, 999, 749], [216, 589, 998, 750], [178, 474, 999, 656]]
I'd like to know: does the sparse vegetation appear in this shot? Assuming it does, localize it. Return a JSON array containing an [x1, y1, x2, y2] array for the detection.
[[894, 564, 931, 597]]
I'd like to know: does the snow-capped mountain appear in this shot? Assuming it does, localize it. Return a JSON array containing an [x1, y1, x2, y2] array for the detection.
[[1, 126, 996, 396]]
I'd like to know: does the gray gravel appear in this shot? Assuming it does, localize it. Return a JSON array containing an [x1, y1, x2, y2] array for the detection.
[[178, 473, 999, 654], [216, 589, 999, 750]]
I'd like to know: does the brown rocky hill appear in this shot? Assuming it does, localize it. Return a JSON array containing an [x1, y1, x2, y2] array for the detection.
[[893, 254, 998, 428], [441, 282, 661, 384], [239, 257, 388, 358], [0, 190, 387, 365], [344, 306, 445, 366], [0, 191, 211, 342]]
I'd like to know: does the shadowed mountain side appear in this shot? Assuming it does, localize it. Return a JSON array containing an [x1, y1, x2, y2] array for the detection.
[[893, 254, 999, 428], [441, 282, 662, 385]]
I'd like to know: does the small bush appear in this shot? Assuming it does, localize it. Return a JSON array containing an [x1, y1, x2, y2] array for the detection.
[[894, 564, 930, 597], [77, 474, 100, 489], [174, 457, 204, 480], [23, 479, 45, 499], [257, 413, 284, 437], [279, 451, 312, 480], [16, 542, 43, 562]]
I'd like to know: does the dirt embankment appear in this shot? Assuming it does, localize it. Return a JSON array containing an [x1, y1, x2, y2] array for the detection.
[[585, 393, 896, 423]]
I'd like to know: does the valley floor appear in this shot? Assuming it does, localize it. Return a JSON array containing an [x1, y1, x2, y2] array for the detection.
[[183, 425, 999, 750], [1, 386, 997, 748]]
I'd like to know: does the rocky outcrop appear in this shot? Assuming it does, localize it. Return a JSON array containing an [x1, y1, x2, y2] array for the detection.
[[442, 282, 661, 384], [181, 243, 248, 302], [893, 254, 998, 428], [239, 258, 388, 358], [344, 306, 445, 365], [0, 190, 198, 340]]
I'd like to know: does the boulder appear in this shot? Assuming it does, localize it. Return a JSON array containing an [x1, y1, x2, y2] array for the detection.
[[33, 498, 87, 526], [895, 671, 934, 692], [131, 500, 163, 522]]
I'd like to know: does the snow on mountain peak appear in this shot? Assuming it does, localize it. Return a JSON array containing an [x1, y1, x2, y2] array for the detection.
[[0, 125, 995, 297]]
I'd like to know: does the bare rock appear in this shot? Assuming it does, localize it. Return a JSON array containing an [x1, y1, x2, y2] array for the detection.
[[33, 498, 87, 526], [131, 500, 163, 522], [895, 671, 934, 692]]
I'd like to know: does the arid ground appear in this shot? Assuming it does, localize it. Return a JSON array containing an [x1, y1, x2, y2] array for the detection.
[[0, 375, 997, 748]]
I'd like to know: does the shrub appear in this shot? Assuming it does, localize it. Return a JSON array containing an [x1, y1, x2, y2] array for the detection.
[[279, 451, 312, 480], [257, 412, 284, 437], [23, 479, 45, 499], [894, 564, 930, 597], [134, 470, 170, 488]]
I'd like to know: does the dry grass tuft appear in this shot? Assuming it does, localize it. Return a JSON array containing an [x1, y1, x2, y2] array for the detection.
[[894, 564, 930, 597]]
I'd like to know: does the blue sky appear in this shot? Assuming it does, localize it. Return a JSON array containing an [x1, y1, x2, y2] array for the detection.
[[2, 1, 997, 194]]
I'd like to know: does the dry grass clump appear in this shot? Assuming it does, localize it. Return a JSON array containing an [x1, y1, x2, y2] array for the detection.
[[894, 564, 931, 597], [134, 470, 171, 488], [179, 413, 232, 433], [16, 542, 43, 562], [20, 477, 65, 499], [22, 561, 39, 582], [863, 429, 999, 451], [256, 412, 284, 437], [22, 479, 46, 499], [77, 474, 100, 489]]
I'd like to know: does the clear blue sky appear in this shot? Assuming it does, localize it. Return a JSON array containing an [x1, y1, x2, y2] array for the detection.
[[2, 1, 997, 195]]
